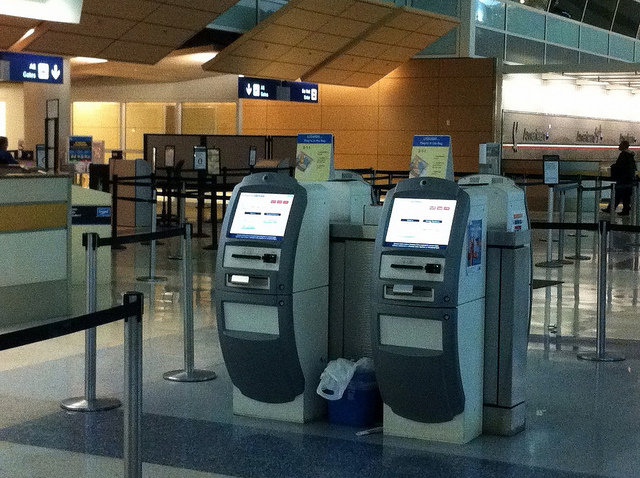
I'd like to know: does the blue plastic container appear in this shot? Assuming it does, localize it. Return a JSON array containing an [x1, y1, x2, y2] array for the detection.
[[328, 369, 381, 427]]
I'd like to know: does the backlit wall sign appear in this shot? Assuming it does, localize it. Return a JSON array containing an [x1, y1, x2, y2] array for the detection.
[[0, 52, 64, 84], [238, 77, 318, 103]]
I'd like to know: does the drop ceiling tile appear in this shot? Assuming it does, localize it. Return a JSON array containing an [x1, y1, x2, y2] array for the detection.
[[304, 68, 353, 84], [99, 41, 173, 64], [345, 40, 390, 59], [340, 71, 382, 88], [253, 25, 312, 47], [47, 13, 137, 39], [341, 1, 392, 24], [377, 45, 417, 62], [385, 11, 427, 32], [257, 62, 309, 80], [81, 0, 161, 21], [121, 23, 197, 47], [359, 58, 402, 75], [233, 40, 293, 61], [296, 0, 355, 15], [277, 48, 330, 67], [417, 19, 458, 37], [0, 15, 39, 28], [0, 26, 35, 49], [365, 26, 408, 45], [274, 7, 333, 31], [318, 17, 371, 38], [298, 33, 352, 52], [205, 55, 272, 76], [395, 31, 439, 49], [145, 4, 214, 30], [325, 54, 370, 72], [27, 31, 113, 57], [155, 0, 236, 13]]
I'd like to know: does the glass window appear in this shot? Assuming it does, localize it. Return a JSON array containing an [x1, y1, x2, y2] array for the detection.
[[635, 40, 640, 61], [579, 51, 609, 63], [580, 24, 609, 54], [507, 3, 546, 40], [411, 0, 459, 17], [72, 102, 120, 153], [210, 0, 257, 32], [416, 27, 458, 55], [546, 15, 580, 47], [258, 0, 288, 22], [476, 0, 506, 30], [475, 27, 505, 59], [548, 0, 586, 20], [612, 0, 640, 38], [506, 35, 545, 64], [609, 33, 635, 61], [546, 44, 580, 63], [182, 103, 238, 135], [582, 0, 617, 31], [514, 0, 550, 11], [125, 103, 169, 160]]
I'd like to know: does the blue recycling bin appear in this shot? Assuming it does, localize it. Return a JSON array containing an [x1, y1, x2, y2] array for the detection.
[[328, 369, 381, 427]]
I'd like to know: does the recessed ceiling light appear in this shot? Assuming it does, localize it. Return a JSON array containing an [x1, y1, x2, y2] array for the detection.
[[189, 52, 218, 63], [71, 57, 108, 64]]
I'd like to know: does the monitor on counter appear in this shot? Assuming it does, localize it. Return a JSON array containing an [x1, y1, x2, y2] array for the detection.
[[384, 198, 457, 250], [229, 192, 295, 241]]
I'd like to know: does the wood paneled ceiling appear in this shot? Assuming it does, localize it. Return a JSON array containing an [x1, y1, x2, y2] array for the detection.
[[202, 0, 459, 88], [0, 0, 237, 65]]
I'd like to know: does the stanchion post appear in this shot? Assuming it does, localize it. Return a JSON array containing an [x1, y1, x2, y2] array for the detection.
[[111, 175, 126, 250], [168, 181, 186, 261], [556, 189, 572, 265], [536, 185, 563, 268], [634, 180, 640, 226], [203, 174, 219, 251], [137, 184, 167, 283], [193, 170, 209, 238], [610, 183, 617, 219], [123, 292, 143, 478], [163, 223, 217, 383], [221, 168, 228, 218], [594, 176, 602, 222], [578, 220, 625, 362], [566, 184, 590, 261], [61, 233, 122, 412]]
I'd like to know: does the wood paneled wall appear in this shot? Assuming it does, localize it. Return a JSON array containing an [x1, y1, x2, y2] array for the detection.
[[241, 57, 496, 172]]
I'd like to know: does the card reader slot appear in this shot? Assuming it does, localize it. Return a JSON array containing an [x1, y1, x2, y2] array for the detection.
[[226, 274, 270, 290], [384, 284, 434, 302], [231, 254, 262, 260], [390, 264, 424, 270]]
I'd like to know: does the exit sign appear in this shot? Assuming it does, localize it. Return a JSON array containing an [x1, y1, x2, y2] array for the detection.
[[0, 52, 63, 84]]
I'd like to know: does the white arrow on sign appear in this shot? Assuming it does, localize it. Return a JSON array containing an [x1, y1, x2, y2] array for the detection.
[[245, 84, 252, 96], [51, 64, 61, 80]]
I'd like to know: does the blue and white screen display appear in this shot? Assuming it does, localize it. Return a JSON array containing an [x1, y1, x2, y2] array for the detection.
[[229, 192, 294, 241], [384, 198, 457, 250]]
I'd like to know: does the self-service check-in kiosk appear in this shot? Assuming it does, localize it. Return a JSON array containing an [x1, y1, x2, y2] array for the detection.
[[459, 174, 531, 436], [215, 173, 328, 423], [371, 177, 486, 444]]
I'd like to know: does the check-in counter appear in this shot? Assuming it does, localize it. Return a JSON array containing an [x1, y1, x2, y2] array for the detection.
[[0, 175, 71, 325]]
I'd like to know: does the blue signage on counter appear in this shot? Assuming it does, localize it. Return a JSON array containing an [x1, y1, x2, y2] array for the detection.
[[69, 136, 93, 162], [72, 206, 111, 225], [296, 133, 333, 144], [238, 77, 318, 103], [0, 52, 63, 84], [412, 136, 451, 147]]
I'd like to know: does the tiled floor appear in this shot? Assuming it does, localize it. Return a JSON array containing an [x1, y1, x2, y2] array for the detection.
[[0, 204, 639, 477]]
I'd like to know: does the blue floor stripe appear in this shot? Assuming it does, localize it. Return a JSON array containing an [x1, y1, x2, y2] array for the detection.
[[0, 411, 602, 478]]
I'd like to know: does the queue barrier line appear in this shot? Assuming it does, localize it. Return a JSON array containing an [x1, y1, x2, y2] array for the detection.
[[0, 292, 144, 478]]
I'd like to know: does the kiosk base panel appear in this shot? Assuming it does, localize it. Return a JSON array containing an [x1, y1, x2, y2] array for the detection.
[[483, 402, 526, 437]]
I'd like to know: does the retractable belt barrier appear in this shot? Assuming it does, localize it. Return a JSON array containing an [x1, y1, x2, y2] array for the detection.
[[3, 292, 145, 478], [531, 220, 640, 362]]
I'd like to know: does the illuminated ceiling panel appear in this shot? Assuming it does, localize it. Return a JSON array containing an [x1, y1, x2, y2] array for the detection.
[[202, 0, 458, 88]]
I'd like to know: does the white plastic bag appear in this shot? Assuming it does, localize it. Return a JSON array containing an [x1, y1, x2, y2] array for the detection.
[[316, 358, 357, 400]]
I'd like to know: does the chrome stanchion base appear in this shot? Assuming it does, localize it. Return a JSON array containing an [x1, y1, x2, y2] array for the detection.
[[535, 261, 565, 268], [137, 276, 168, 283], [61, 397, 122, 412], [163, 369, 217, 382], [577, 352, 625, 362], [566, 254, 591, 260]]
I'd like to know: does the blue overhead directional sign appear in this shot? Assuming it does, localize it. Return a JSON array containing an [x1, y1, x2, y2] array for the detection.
[[238, 77, 318, 103], [0, 52, 63, 84]]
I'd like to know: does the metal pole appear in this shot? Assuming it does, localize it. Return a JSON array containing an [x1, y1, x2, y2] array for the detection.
[[203, 174, 218, 251], [123, 292, 143, 478], [163, 223, 217, 382], [193, 170, 209, 238], [594, 176, 602, 222], [536, 185, 563, 268], [610, 183, 617, 219], [578, 220, 625, 362], [556, 190, 572, 265], [635, 181, 640, 226], [168, 181, 186, 260], [567, 184, 590, 261], [61, 233, 121, 412], [111, 175, 126, 250], [137, 185, 167, 283]]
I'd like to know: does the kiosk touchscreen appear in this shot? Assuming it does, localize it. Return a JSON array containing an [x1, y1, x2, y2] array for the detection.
[[215, 173, 328, 423], [371, 177, 486, 444]]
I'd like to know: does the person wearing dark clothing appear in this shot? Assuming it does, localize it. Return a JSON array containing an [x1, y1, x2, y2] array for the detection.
[[602, 140, 636, 216], [0, 136, 18, 165]]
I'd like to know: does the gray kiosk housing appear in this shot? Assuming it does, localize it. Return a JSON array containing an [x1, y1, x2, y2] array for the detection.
[[370, 177, 486, 443], [215, 173, 328, 423]]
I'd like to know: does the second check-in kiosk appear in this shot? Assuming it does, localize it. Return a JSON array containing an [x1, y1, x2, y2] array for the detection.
[[215, 173, 328, 423], [371, 177, 486, 444]]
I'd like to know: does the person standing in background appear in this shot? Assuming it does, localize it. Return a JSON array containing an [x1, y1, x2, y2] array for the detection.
[[602, 140, 637, 216], [0, 136, 18, 165]]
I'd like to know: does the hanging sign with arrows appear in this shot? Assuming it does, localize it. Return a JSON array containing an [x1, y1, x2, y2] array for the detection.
[[0, 52, 63, 84], [238, 76, 318, 103]]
